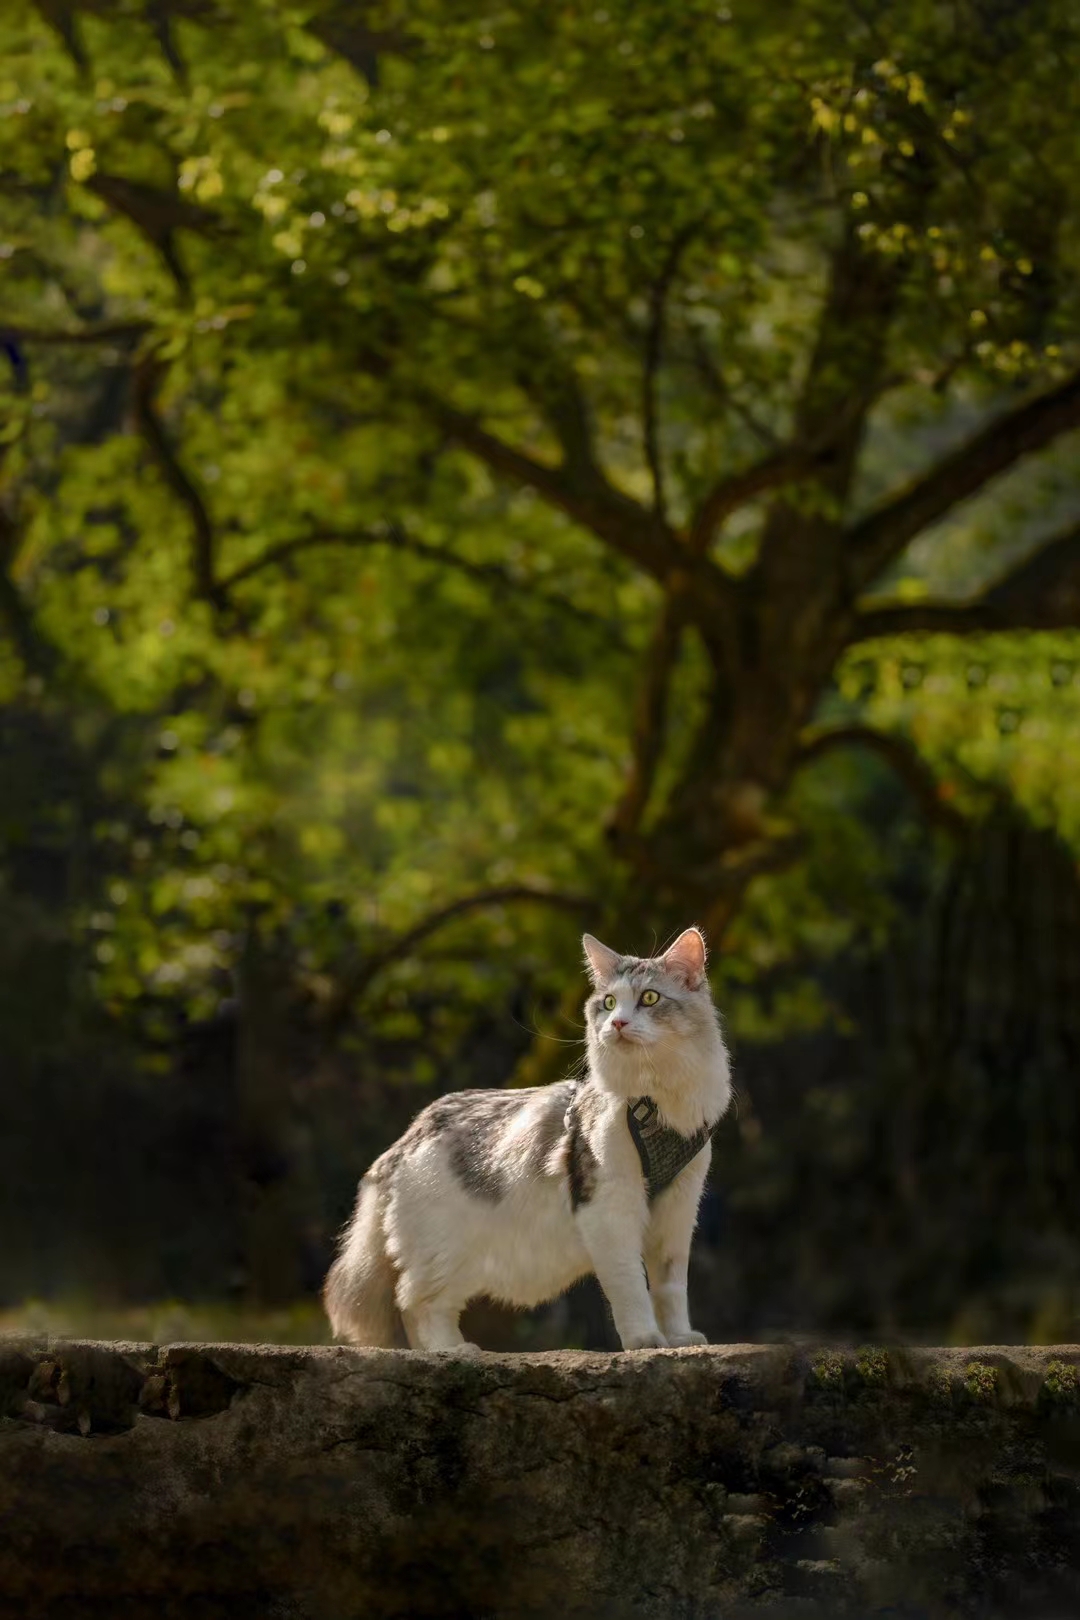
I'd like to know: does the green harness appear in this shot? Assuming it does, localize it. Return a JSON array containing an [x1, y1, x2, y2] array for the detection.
[[626, 1095, 720, 1202]]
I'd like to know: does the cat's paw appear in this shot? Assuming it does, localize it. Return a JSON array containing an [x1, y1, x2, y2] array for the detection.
[[667, 1331, 708, 1348], [441, 1340, 483, 1358], [622, 1331, 669, 1351]]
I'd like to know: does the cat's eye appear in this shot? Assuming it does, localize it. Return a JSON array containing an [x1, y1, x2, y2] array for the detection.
[[602, 993, 617, 1011], [640, 989, 660, 1006]]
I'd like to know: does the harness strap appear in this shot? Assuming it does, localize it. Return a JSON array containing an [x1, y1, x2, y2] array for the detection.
[[626, 1094, 718, 1202]]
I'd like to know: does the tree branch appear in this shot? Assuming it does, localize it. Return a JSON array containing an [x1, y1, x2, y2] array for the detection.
[[322, 885, 595, 1032], [688, 384, 911, 555], [0, 497, 58, 680], [33, 0, 89, 70], [0, 560, 56, 681], [848, 370, 1080, 589], [505, 321, 600, 489], [0, 320, 150, 347], [642, 228, 696, 520], [428, 401, 747, 643], [86, 172, 224, 295], [430, 402, 679, 583], [687, 327, 780, 449], [796, 724, 969, 835], [304, 3, 414, 86], [605, 596, 683, 852], [145, 0, 192, 83], [850, 519, 1080, 640], [688, 441, 820, 553], [752, 205, 928, 592], [700, 831, 807, 942], [217, 521, 628, 646], [131, 355, 220, 607]]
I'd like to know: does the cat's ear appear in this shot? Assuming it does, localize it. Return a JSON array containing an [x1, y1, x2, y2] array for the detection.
[[662, 926, 707, 990], [582, 933, 621, 986]]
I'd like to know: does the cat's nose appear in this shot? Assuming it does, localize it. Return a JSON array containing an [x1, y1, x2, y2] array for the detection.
[[611, 1018, 628, 1031]]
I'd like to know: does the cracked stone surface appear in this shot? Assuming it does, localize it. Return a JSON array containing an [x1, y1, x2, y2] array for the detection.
[[1, 1340, 1079, 1618]]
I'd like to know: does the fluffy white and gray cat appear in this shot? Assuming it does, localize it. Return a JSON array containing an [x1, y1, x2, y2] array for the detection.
[[323, 926, 731, 1353]]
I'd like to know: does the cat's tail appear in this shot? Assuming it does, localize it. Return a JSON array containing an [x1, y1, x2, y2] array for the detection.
[[323, 1173, 399, 1347]]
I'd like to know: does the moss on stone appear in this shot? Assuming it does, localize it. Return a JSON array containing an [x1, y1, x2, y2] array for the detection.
[[964, 1360, 999, 1400], [1043, 1358, 1079, 1402], [810, 1350, 845, 1390], [855, 1346, 888, 1387]]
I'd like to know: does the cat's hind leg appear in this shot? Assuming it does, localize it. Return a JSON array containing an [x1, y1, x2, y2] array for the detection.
[[400, 1294, 482, 1356]]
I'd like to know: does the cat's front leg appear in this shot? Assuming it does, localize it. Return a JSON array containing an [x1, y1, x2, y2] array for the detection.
[[576, 1200, 667, 1350], [644, 1155, 711, 1347]]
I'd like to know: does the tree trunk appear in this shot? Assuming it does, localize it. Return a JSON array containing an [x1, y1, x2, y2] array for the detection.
[[234, 928, 309, 1304]]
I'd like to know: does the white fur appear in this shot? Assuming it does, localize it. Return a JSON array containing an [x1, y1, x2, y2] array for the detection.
[[323, 927, 731, 1353]]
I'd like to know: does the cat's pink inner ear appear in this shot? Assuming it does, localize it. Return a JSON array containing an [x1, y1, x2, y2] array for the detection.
[[582, 933, 621, 986], [662, 926, 707, 989]]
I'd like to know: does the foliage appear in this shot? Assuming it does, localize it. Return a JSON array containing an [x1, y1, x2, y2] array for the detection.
[[1, 0, 1079, 1329], [2, 0, 1079, 1029]]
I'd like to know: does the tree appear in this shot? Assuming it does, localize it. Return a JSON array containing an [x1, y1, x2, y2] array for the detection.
[[2, 0, 1080, 1075]]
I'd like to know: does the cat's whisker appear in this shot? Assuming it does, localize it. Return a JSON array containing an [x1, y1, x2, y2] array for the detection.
[[508, 1011, 586, 1046]]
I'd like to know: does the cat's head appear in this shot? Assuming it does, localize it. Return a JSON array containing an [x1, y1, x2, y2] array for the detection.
[[581, 927, 717, 1072]]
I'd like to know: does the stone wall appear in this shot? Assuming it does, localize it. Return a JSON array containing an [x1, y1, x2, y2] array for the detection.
[[1, 1339, 1079, 1618]]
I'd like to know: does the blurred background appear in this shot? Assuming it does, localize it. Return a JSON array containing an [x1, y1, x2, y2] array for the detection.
[[2, 0, 1079, 1350]]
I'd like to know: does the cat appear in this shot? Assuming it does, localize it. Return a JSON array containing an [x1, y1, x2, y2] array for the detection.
[[323, 925, 731, 1353]]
